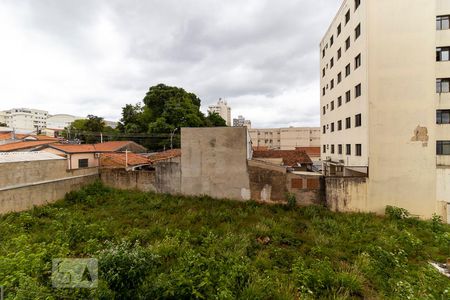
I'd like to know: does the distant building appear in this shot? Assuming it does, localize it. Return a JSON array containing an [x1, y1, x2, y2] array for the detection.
[[248, 127, 320, 150], [46, 114, 83, 130], [1, 108, 48, 132], [0, 111, 6, 125], [233, 115, 252, 128], [208, 98, 231, 126]]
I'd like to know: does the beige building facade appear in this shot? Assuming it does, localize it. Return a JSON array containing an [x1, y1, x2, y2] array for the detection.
[[249, 127, 320, 150], [208, 99, 232, 126], [320, 0, 450, 220], [2, 108, 48, 132]]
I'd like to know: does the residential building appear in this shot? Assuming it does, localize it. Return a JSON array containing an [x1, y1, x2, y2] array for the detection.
[[46, 114, 83, 130], [0, 111, 6, 125], [1, 108, 48, 132], [208, 98, 232, 126], [233, 115, 252, 128], [0, 141, 57, 152], [320, 0, 450, 220], [249, 127, 321, 150]]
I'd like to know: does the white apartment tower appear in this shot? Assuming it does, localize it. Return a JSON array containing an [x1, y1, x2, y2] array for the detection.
[[208, 99, 232, 126], [2, 108, 48, 132], [320, 0, 450, 220]]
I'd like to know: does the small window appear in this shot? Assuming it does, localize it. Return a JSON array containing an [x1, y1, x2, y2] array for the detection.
[[346, 117, 351, 129], [355, 0, 361, 10], [78, 159, 89, 168], [330, 57, 334, 68], [346, 90, 351, 102], [337, 72, 342, 83], [338, 144, 343, 155], [338, 96, 342, 107], [330, 79, 334, 89], [437, 141, 450, 155], [323, 87, 326, 96], [437, 16, 450, 31], [331, 144, 335, 154], [331, 122, 335, 132], [355, 83, 362, 97], [345, 10, 350, 24], [330, 35, 334, 46], [323, 106, 326, 115], [355, 144, 362, 156], [437, 110, 450, 124], [355, 53, 361, 69], [322, 48, 326, 58], [323, 125, 326, 134], [345, 37, 351, 50], [436, 47, 450, 61], [355, 114, 362, 127], [322, 68, 326, 77], [331, 101, 335, 111], [337, 48, 342, 60], [338, 120, 342, 131], [346, 144, 351, 155], [355, 23, 361, 40], [323, 145, 326, 153], [345, 64, 351, 76], [337, 23, 342, 36], [436, 78, 450, 93]]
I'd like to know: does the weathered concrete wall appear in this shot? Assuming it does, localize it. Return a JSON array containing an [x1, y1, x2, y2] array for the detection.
[[100, 169, 156, 192], [0, 159, 99, 214], [248, 160, 324, 205], [181, 127, 251, 201], [155, 157, 181, 194], [325, 177, 368, 213]]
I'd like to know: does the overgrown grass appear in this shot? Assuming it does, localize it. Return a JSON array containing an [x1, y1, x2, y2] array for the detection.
[[0, 181, 449, 299]]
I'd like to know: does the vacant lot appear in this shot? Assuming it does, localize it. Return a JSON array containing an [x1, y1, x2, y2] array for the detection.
[[0, 181, 449, 299]]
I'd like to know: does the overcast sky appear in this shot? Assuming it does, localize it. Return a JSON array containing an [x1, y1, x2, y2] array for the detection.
[[0, 0, 341, 128]]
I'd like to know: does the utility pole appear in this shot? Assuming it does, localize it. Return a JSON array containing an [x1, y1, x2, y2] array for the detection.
[[100, 132, 103, 143], [125, 149, 128, 169]]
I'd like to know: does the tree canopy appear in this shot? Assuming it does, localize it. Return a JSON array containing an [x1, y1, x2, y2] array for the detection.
[[65, 115, 116, 144]]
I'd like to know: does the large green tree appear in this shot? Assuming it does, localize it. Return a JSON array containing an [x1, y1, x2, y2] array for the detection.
[[65, 115, 116, 144]]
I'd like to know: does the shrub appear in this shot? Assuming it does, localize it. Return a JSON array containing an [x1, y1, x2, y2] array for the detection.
[[285, 193, 297, 209], [385, 206, 410, 220]]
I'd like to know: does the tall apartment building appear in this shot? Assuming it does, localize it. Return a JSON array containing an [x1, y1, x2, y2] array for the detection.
[[320, 0, 450, 220], [233, 115, 252, 128], [208, 99, 231, 126], [2, 108, 48, 132], [249, 127, 320, 150]]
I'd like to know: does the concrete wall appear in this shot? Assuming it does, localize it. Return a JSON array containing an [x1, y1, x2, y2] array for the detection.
[[100, 169, 156, 192], [181, 127, 251, 200], [326, 177, 368, 213], [154, 157, 181, 194], [0, 159, 98, 214]]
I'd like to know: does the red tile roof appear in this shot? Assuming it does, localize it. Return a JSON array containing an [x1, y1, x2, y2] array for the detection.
[[49, 141, 146, 154], [100, 153, 151, 168], [295, 147, 321, 156], [0, 141, 57, 152], [147, 149, 181, 163], [0, 133, 12, 141], [253, 150, 313, 166]]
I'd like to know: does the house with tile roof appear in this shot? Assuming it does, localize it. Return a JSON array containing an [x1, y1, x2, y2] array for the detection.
[[41, 141, 148, 170], [252, 150, 314, 172], [0, 140, 58, 152]]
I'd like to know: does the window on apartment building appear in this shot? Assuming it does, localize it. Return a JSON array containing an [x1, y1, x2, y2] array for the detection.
[[337, 24, 342, 36], [78, 159, 89, 168], [355, 144, 362, 156], [345, 10, 350, 25], [323, 106, 326, 115], [330, 57, 334, 68], [330, 79, 334, 89], [322, 68, 326, 77], [355, 53, 361, 69], [346, 144, 351, 155], [330, 35, 334, 46], [338, 120, 342, 130], [331, 122, 335, 132], [346, 117, 351, 129], [437, 110, 450, 124], [337, 48, 342, 60], [322, 48, 326, 58], [331, 101, 335, 111], [323, 125, 326, 134], [437, 141, 450, 155], [436, 47, 450, 61], [346, 90, 351, 102], [355, 113, 362, 127], [437, 16, 450, 31], [355, 24, 361, 40], [323, 145, 326, 153], [323, 87, 326, 96], [337, 72, 342, 83], [355, 83, 362, 97], [345, 37, 351, 50], [345, 64, 351, 77], [355, 0, 361, 10], [338, 144, 343, 155], [436, 78, 450, 93], [338, 96, 342, 107], [331, 145, 335, 154]]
